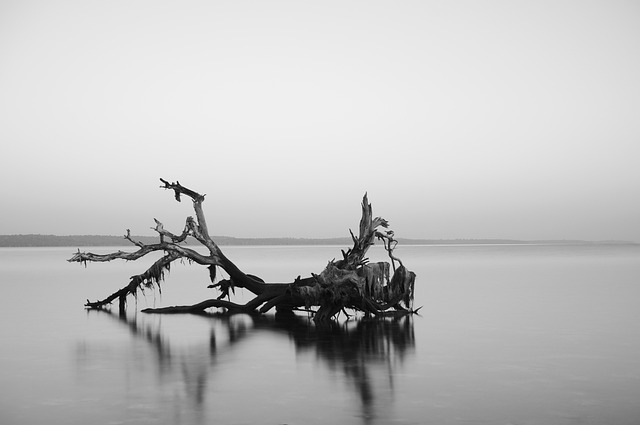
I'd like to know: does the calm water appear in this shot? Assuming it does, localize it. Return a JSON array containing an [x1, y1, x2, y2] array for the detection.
[[1, 244, 639, 425]]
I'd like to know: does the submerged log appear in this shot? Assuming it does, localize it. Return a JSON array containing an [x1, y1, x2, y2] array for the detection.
[[70, 179, 417, 322]]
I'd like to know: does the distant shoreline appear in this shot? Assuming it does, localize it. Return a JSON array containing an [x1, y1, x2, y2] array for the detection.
[[0, 234, 636, 248]]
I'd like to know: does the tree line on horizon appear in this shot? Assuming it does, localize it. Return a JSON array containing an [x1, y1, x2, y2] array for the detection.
[[0, 234, 632, 247]]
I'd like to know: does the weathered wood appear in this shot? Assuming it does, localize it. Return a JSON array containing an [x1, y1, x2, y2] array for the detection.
[[70, 179, 417, 322]]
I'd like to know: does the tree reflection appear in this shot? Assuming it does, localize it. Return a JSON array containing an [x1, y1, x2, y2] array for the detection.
[[272, 312, 415, 422], [78, 310, 415, 424]]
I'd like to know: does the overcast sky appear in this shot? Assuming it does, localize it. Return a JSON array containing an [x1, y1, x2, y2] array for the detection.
[[1, 0, 638, 241]]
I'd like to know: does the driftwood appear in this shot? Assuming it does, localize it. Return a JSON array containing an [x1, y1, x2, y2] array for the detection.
[[69, 179, 417, 322]]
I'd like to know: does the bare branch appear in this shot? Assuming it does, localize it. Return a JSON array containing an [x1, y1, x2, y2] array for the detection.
[[151, 217, 192, 244], [160, 178, 213, 247], [84, 252, 181, 309], [159, 178, 205, 203], [125, 229, 145, 248], [141, 298, 259, 314], [69, 241, 214, 266]]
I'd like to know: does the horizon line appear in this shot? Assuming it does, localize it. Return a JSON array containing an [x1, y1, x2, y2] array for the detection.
[[0, 234, 637, 247]]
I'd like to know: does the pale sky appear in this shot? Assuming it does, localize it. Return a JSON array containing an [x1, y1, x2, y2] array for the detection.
[[1, 0, 639, 241]]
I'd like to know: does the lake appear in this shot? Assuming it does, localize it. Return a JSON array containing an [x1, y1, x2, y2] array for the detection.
[[1, 243, 639, 425]]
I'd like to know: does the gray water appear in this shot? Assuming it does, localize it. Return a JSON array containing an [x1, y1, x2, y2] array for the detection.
[[1, 244, 639, 425]]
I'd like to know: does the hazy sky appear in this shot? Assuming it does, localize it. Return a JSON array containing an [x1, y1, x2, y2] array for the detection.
[[1, 0, 639, 241]]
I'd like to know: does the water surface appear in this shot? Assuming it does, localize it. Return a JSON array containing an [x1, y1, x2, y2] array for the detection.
[[1, 244, 639, 424]]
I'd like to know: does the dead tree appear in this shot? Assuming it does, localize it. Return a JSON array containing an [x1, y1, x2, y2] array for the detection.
[[69, 179, 417, 322]]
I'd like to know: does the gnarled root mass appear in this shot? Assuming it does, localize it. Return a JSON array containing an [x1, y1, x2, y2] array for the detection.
[[69, 179, 417, 322]]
